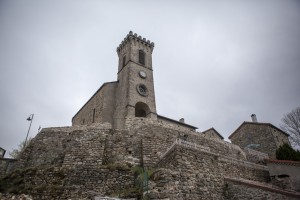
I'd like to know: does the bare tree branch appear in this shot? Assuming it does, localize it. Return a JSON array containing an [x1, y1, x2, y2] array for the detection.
[[280, 107, 300, 150]]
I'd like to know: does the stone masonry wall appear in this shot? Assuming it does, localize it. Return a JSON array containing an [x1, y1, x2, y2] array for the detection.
[[267, 161, 300, 191], [271, 127, 290, 148], [72, 82, 117, 126], [125, 119, 247, 167], [225, 177, 300, 200], [244, 148, 269, 164], [3, 121, 280, 199], [127, 62, 156, 111], [150, 145, 269, 199], [11, 124, 145, 172], [0, 159, 6, 178], [124, 119, 248, 168], [116, 32, 154, 72], [114, 33, 157, 129], [1, 165, 135, 200], [0, 158, 17, 178], [62, 166, 134, 199], [13, 124, 111, 171], [157, 117, 195, 132], [14, 119, 252, 171], [202, 128, 223, 140], [72, 86, 104, 125], [2, 125, 137, 199], [126, 117, 197, 137]]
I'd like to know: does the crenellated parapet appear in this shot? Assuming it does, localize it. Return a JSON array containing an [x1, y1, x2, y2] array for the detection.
[[116, 31, 154, 55]]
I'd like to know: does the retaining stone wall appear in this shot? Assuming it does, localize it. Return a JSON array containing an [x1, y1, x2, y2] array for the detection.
[[126, 120, 246, 167], [0, 158, 17, 178], [64, 120, 247, 169], [2, 122, 279, 199], [18, 121, 248, 170], [13, 125, 111, 170], [125, 117, 196, 133], [150, 145, 269, 199], [225, 177, 300, 200], [0, 193, 33, 200], [1, 165, 134, 200], [244, 148, 269, 164]]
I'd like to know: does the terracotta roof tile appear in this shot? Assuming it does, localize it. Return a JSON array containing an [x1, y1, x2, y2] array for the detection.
[[266, 159, 300, 167]]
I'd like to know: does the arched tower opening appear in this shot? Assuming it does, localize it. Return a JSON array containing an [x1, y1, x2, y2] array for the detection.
[[135, 102, 150, 117]]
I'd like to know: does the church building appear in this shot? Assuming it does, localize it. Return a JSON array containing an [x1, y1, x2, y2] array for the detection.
[[72, 31, 197, 131]]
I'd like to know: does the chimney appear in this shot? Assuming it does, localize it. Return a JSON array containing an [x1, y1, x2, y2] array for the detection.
[[251, 114, 257, 122], [179, 118, 185, 123]]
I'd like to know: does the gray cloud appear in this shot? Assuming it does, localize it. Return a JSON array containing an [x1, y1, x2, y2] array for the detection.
[[0, 0, 299, 155]]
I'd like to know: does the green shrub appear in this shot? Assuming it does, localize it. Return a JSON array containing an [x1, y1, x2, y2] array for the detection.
[[276, 143, 300, 161]]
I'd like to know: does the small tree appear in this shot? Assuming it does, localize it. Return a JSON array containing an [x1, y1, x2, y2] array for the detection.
[[280, 107, 300, 150], [276, 143, 300, 161], [9, 137, 32, 159]]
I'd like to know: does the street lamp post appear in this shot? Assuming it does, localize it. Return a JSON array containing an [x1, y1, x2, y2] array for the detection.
[[25, 114, 34, 146]]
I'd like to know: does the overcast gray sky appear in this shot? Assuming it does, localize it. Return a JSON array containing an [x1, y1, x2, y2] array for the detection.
[[1, 0, 299, 156]]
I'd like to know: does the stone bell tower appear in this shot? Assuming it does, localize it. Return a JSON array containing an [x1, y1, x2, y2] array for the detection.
[[113, 31, 157, 128]]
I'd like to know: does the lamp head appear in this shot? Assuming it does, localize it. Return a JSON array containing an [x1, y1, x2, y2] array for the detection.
[[27, 114, 33, 121]]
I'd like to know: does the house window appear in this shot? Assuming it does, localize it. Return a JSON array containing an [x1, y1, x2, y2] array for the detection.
[[122, 55, 126, 68], [139, 50, 145, 65], [92, 109, 96, 123]]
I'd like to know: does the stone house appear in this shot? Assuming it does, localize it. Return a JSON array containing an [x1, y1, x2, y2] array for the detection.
[[202, 127, 224, 140], [229, 118, 290, 159]]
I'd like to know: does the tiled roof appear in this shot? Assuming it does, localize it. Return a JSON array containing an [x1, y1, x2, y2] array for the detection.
[[266, 159, 300, 167]]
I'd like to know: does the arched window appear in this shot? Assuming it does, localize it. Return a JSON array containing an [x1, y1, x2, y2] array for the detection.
[[92, 108, 95, 123], [139, 50, 145, 65], [135, 102, 150, 117]]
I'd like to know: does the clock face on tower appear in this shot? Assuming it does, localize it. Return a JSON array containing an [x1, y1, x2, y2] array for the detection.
[[139, 71, 147, 79], [136, 84, 148, 96]]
